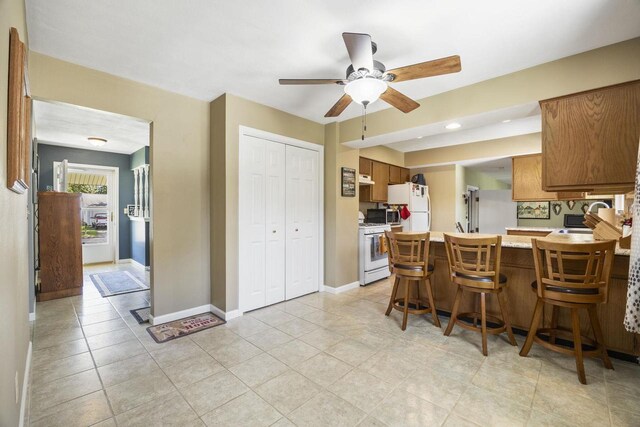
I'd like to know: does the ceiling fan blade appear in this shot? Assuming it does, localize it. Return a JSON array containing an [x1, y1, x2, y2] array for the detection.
[[279, 78, 347, 85], [325, 94, 352, 117], [380, 86, 420, 113], [387, 55, 461, 83], [342, 32, 374, 72]]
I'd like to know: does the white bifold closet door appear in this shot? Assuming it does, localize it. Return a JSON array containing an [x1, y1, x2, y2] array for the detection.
[[285, 145, 319, 300], [239, 136, 319, 312], [239, 136, 286, 312]]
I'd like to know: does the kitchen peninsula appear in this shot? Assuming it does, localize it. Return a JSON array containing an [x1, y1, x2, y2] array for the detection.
[[425, 231, 637, 357]]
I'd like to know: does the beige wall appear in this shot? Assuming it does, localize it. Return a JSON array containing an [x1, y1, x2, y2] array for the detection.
[[455, 165, 466, 226], [210, 95, 226, 310], [359, 145, 404, 166], [29, 53, 211, 318], [211, 94, 325, 311], [1, 0, 29, 424], [465, 168, 511, 190], [411, 165, 457, 232], [405, 133, 541, 167], [324, 123, 360, 287], [338, 38, 640, 143]]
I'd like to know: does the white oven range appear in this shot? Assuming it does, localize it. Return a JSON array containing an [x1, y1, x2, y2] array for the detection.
[[358, 223, 391, 286]]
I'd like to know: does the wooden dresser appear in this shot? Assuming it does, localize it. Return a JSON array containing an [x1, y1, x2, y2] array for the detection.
[[38, 192, 83, 301]]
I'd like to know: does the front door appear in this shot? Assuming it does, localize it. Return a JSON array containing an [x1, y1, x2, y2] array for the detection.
[[57, 162, 118, 264]]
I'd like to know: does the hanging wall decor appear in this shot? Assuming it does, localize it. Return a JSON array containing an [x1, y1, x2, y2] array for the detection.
[[6, 27, 31, 194], [552, 202, 562, 216], [566, 200, 576, 210], [341, 167, 356, 197]]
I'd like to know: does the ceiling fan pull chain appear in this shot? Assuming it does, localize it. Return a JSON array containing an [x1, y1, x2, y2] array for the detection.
[[361, 105, 365, 140]]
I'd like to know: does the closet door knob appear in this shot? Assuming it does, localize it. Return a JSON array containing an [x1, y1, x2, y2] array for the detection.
[[295, 228, 299, 232], [272, 230, 276, 234]]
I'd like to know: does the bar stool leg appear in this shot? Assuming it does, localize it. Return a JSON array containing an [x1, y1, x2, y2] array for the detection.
[[497, 290, 517, 346], [402, 279, 410, 331], [480, 292, 488, 356], [549, 306, 559, 344], [444, 286, 463, 336], [386, 276, 400, 316], [587, 305, 614, 370], [571, 308, 587, 384], [520, 299, 544, 357], [425, 277, 441, 328], [472, 293, 479, 327]]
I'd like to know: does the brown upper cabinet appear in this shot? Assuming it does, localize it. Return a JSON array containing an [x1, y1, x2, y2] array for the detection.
[[540, 80, 640, 193], [389, 165, 410, 185], [359, 157, 372, 176], [512, 154, 583, 201]]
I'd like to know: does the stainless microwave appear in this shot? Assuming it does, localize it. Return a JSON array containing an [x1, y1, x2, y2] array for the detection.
[[386, 209, 401, 225]]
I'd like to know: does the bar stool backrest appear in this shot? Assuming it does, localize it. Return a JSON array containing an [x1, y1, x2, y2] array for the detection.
[[385, 231, 430, 279], [531, 239, 616, 304], [444, 234, 502, 290]]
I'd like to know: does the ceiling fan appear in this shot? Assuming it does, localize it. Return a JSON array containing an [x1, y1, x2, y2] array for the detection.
[[279, 32, 462, 118]]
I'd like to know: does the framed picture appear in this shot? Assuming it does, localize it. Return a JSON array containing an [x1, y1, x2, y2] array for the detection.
[[341, 167, 356, 197], [517, 201, 550, 219], [6, 27, 31, 194]]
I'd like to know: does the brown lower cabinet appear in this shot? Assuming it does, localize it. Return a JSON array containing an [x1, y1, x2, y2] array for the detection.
[[38, 192, 83, 301]]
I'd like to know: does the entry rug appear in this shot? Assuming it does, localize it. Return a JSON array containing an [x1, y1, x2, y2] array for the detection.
[[90, 270, 150, 297], [130, 306, 151, 324], [146, 312, 225, 343]]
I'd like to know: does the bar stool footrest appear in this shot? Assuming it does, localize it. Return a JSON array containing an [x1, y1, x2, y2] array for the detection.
[[455, 311, 506, 335], [533, 327, 603, 358], [392, 297, 434, 315]]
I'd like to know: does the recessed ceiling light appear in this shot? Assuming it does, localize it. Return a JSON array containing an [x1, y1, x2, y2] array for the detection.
[[417, 136, 423, 139], [502, 119, 512, 123], [88, 137, 107, 147], [445, 122, 461, 130]]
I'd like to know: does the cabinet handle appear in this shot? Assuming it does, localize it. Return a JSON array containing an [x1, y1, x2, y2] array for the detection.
[[272, 230, 276, 234], [295, 228, 299, 232]]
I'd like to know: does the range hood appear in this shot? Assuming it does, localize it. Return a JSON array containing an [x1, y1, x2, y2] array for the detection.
[[359, 174, 375, 185]]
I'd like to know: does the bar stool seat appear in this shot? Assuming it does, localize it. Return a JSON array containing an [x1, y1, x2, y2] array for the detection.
[[443, 234, 517, 356], [520, 239, 616, 384], [384, 231, 440, 331]]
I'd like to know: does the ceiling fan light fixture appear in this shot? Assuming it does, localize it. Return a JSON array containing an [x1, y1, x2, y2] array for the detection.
[[88, 137, 107, 147], [344, 78, 387, 106], [445, 122, 462, 130]]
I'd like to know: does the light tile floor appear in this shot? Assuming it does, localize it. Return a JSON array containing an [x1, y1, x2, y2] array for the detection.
[[27, 269, 640, 426]]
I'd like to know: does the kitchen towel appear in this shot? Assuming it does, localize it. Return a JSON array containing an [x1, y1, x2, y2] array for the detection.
[[378, 234, 387, 255], [400, 206, 411, 220], [625, 140, 640, 333]]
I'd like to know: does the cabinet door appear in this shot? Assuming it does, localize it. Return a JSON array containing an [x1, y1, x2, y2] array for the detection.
[[541, 80, 640, 192], [371, 161, 389, 202], [512, 154, 558, 201], [286, 145, 319, 300], [389, 165, 402, 184], [359, 157, 372, 176], [401, 168, 411, 183]]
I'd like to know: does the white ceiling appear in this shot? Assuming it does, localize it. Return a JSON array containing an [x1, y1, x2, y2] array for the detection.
[[33, 100, 150, 155], [26, 0, 640, 124]]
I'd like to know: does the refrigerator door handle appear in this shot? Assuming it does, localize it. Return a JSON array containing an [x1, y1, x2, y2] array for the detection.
[[426, 193, 432, 231]]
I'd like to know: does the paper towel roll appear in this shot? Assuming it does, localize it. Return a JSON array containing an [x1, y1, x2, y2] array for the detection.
[[597, 208, 616, 226]]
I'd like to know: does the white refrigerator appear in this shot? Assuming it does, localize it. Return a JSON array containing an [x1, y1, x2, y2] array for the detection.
[[387, 183, 431, 231]]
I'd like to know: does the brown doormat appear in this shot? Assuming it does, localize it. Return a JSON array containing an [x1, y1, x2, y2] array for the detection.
[[146, 312, 225, 343]]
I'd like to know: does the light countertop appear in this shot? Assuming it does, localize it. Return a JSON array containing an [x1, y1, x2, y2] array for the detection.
[[428, 231, 630, 256], [504, 226, 563, 232]]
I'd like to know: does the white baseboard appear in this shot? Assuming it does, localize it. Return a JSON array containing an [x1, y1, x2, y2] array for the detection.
[[149, 304, 212, 325], [322, 281, 360, 295], [117, 258, 148, 271], [149, 304, 243, 325], [19, 341, 32, 427], [210, 304, 242, 321]]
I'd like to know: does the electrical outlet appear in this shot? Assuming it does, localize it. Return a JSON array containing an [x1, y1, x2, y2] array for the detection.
[[15, 371, 19, 404]]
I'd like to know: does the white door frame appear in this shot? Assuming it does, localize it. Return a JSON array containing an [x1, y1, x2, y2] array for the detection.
[[53, 161, 120, 262], [238, 126, 324, 313]]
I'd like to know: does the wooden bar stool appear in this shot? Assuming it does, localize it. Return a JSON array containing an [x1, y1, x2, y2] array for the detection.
[[443, 234, 517, 356], [520, 238, 616, 384], [384, 231, 440, 331]]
